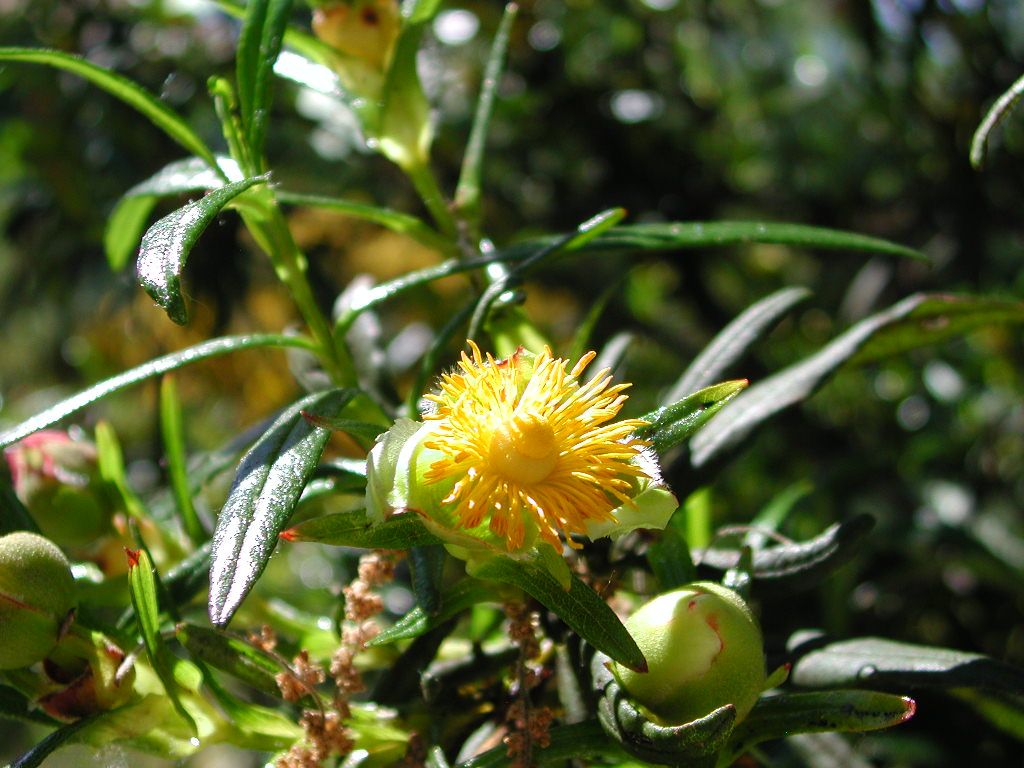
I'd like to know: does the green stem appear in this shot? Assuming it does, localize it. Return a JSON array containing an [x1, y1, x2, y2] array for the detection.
[[237, 193, 355, 387], [406, 160, 458, 242]]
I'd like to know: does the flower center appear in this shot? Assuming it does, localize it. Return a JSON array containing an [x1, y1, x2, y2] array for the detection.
[[488, 412, 558, 485]]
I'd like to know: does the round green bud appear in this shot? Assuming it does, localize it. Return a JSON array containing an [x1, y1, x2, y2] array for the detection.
[[612, 582, 766, 726], [0, 532, 77, 670]]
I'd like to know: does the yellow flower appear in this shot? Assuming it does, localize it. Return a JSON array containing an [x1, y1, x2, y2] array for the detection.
[[420, 342, 652, 552]]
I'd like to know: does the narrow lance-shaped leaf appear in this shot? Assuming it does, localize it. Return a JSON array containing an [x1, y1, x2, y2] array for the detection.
[[0, 333, 316, 450], [667, 286, 812, 402], [970, 71, 1024, 169], [209, 388, 359, 626], [160, 375, 205, 545], [691, 292, 1024, 466], [698, 514, 875, 597], [496, 221, 926, 262], [282, 508, 443, 549], [104, 156, 240, 270], [137, 175, 269, 325], [126, 548, 197, 733], [236, 0, 294, 166], [472, 555, 647, 673], [369, 579, 496, 647], [724, 690, 916, 761], [0, 48, 218, 169], [788, 635, 1024, 695], [636, 380, 749, 455]]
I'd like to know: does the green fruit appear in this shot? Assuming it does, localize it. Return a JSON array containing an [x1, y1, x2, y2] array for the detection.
[[612, 582, 766, 726], [0, 531, 77, 669]]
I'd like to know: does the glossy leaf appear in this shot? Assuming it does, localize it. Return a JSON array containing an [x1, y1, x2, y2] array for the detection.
[[971, 71, 1024, 169], [846, 294, 1024, 365], [689, 293, 924, 467], [472, 555, 647, 672], [637, 380, 749, 455], [0, 333, 316, 451], [788, 635, 1024, 695], [299, 411, 387, 442], [137, 175, 269, 324], [103, 156, 236, 270], [666, 286, 812, 402], [497, 221, 926, 262], [409, 544, 446, 615], [236, 0, 293, 165], [276, 191, 450, 253], [126, 548, 196, 732], [699, 515, 875, 596], [0, 47, 216, 168], [176, 623, 282, 697], [208, 388, 358, 626], [647, 512, 697, 592], [725, 690, 916, 759]]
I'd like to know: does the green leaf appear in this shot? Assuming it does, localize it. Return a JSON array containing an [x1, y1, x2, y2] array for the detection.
[[176, 623, 282, 697], [691, 293, 1024, 466], [298, 412, 387, 442], [0, 48, 216, 168], [699, 515, 875, 597], [208, 388, 359, 626], [971, 71, 1024, 169], [95, 421, 147, 519], [126, 547, 196, 733], [0, 333, 315, 450], [369, 578, 495, 646], [472, 555, 647, 673], [637, 380, 748, 455], [725, 690, 916, 759], [275, 191, 451, 253], [283, 508, 443, 549], [403, 0, 445, 25], [952, 688, 1024, 742], [454, 3, 518, 224], [137, 175, 269, 324], [236, 0, 293, 166], [160, 375, 205, 545], [498, 221, 926, 262], [458, 720, 630, 767], [409, 544, 446, 615], [647, 512, 696, 592], [847, 294, 1024, 365], [689, 293, 921, 467], [788, 635, 1024, 695], [105, 196, 158, 271], [666, 286, 812, 402]]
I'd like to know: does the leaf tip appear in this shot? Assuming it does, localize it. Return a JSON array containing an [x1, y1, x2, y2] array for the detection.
[[900, 697, 917, 722], [125, 547, 141, 569], [279, 528, 298, 542]]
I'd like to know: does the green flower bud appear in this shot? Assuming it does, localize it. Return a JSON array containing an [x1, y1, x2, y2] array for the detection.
[[4, 430, 111, 549], [613, 582, 766, 726], [0, 532, 77, 670]]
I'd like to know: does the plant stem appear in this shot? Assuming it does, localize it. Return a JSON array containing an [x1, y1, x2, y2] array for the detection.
[[237, 191, 355, 387], [406, 160, 459, 242]]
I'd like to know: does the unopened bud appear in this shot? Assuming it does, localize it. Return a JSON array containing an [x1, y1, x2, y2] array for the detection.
[[612, 582, 766, 725], [0, 532, 77, 669]]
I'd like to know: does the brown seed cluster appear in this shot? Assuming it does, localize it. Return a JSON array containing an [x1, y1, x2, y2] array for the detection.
[[502, 604, 553, 767], [275, 550, 399, 768]]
